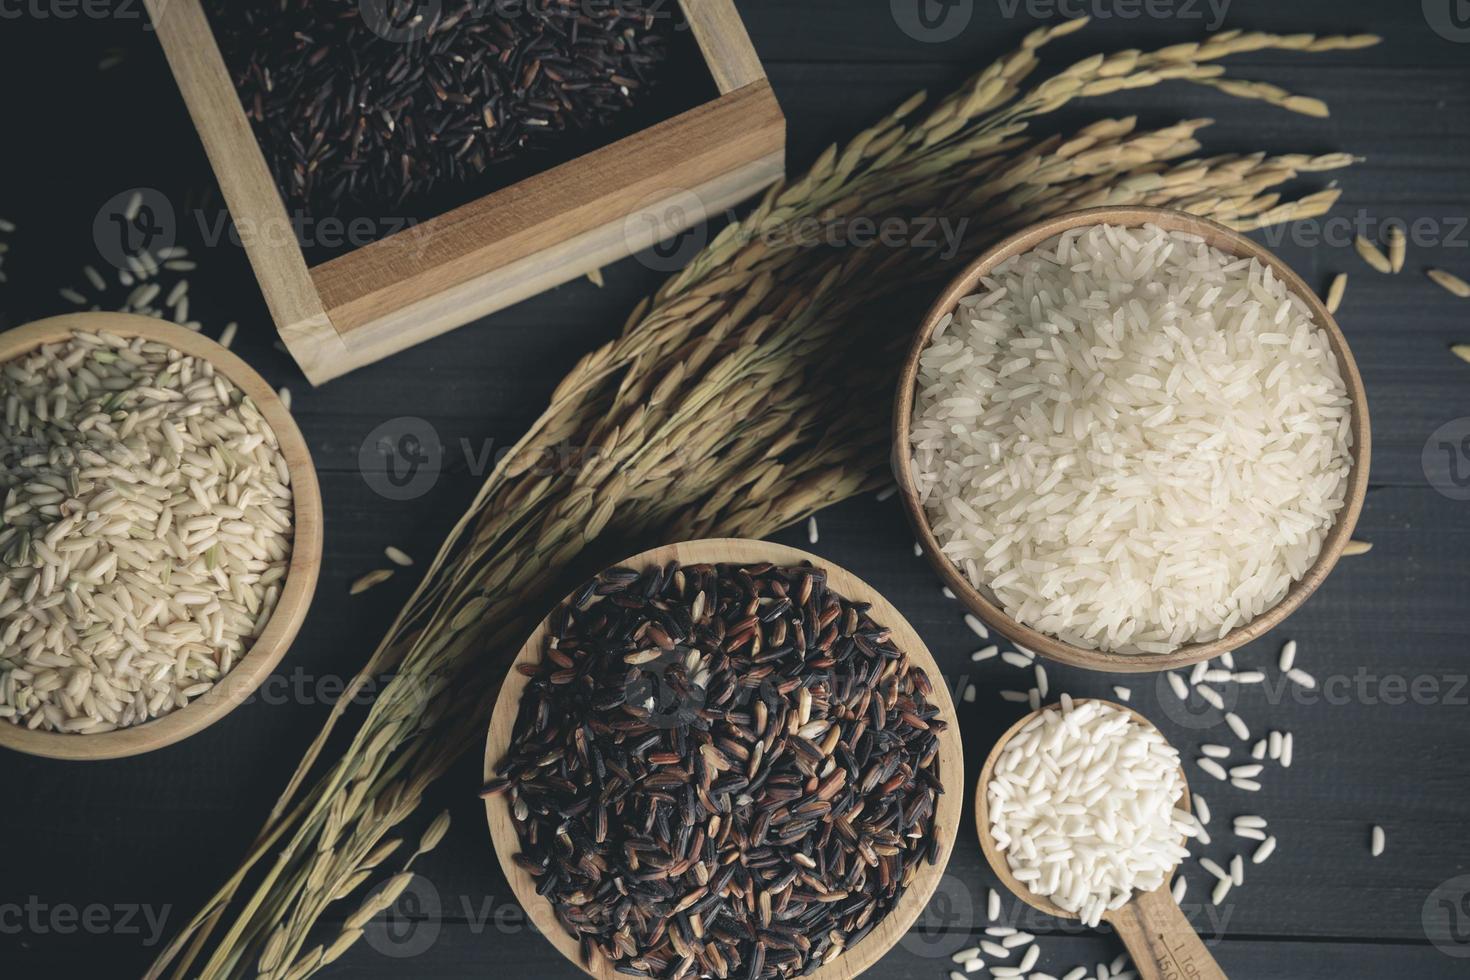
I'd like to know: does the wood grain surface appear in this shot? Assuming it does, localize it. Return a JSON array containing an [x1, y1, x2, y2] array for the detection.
[[0, 1, 1466, 977]]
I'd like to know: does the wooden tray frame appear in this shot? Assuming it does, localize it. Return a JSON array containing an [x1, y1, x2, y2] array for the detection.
[[144, 0, 786, 384]]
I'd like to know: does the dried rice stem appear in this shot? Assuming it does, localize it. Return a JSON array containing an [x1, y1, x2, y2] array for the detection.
[[146, 22, 1379, 980]]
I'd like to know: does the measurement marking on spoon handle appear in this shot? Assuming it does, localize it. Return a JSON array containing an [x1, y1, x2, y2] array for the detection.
[[1155, 932, 1206, 980]]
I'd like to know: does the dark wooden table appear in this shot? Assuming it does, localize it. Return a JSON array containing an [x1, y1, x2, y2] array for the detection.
[[2, 2, 1468, 977]]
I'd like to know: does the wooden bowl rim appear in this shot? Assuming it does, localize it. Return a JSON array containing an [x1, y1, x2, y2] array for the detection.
[[483, 537, 965, 980], [892, 205, 1372, 673], [0, 313, 322, 760], [972, 697, 1191, 922]]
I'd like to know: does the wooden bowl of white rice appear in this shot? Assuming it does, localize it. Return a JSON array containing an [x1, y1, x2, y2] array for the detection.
[[0, 313, 322, 759], [894, 207, 1369, 672]]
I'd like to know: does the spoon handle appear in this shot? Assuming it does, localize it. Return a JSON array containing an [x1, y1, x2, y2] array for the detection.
[[1108, 882, 1227, 980]]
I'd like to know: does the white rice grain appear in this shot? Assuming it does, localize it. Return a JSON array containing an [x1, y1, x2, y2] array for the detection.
[[1287, 668, 1317, 689], [1279, 639, 1297, 672], [1211, 877, 1232, 906], [1200, 858, 1230, 881], [1168, 672, 1189, 700], [1225, 712, 1250, 741], [1198, 758, 1228, 781], [1019, 945, 1040, 973], [909, 224, 1352, 655], [989, 702, 1193, 928]]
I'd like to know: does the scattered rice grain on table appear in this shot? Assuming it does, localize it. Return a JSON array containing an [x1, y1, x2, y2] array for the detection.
[[1428, 269, 1470, 298], [1355, 235, 1391, 273], [1387, 226, 1406, 273], [349, 569, 393, 595], [1325, 272, 1348, 313]]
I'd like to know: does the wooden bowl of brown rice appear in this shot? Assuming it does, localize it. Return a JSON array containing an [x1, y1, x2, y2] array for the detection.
[[0, 312, 322, 759], [893, 206, 1370, 673]]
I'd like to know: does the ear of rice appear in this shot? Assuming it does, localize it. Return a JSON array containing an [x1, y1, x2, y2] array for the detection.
[[910, 224, 1353, 654]]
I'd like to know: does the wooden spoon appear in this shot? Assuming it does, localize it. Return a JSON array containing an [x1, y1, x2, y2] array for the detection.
[[974, 699, 1227, 980]]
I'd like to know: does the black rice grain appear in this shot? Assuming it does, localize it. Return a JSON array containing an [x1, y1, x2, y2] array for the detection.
[[489, 560, 946, 979], [207, 0, 670, 215]]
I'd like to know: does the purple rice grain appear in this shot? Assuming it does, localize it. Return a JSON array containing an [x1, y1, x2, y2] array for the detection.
[[207, 0, 670, 215], [487, 560, 946, 979]]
